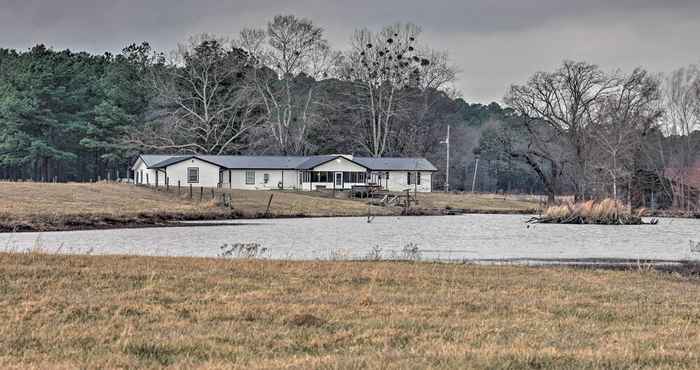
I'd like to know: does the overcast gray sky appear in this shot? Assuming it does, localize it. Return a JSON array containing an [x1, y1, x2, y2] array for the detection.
[[1, 0, 699, 103]]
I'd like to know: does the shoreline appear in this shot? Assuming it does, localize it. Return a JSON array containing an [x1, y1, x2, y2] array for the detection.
[[1, 248, 698, 276], [4, 207, 699, 234], [0, 208, 539, 233]]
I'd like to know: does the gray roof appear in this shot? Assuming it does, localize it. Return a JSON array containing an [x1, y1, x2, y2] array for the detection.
[[198, 155, 309, 170], [148, 155, 193, 168], [296, 155, 366, 170], [140, 154, 437, 171], [137, 154, 177, 168], [355, 157, 438, 171]]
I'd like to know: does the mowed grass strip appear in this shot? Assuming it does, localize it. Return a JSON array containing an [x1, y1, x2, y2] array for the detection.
[[0, 253, 699, 369]]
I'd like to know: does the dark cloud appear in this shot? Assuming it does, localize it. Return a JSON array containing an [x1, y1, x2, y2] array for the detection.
[[1, 0, 699, 102]]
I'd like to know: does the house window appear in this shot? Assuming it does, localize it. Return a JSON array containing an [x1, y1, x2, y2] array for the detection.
[[263, 173, 270, 184], [408, 172, 421, 185], [187, 167, 199, 183], [341, 172, 368, 183], [407, 172, 412, 185], [311, 171, 332, 183], [245, 171, 255, 185]]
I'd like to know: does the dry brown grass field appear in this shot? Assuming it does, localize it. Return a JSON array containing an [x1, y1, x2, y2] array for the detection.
[[0, 182, 539, 231], [0, 253, 699, 369], [414, 191, 541, 212]]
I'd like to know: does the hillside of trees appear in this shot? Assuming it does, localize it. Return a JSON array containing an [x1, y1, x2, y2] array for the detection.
[[0, 15, 698, 207]]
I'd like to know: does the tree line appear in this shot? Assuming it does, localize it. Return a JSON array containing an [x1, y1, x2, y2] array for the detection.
[[479, 61, 700, 208], [0, 15, 698, 208]]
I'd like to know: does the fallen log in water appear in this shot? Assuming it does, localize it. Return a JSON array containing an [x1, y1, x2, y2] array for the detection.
[[528, 199, 658, 225]]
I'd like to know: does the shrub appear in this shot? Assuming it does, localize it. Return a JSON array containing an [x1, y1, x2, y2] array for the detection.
[[218, 243, 268, 258], [530, 199, 657, 225]]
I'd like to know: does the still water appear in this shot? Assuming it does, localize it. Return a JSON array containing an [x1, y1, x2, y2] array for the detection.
[[2, 215, 699, 261]]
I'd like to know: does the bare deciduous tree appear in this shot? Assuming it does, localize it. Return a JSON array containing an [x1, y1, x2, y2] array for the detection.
[[660, 65, 700, 210], [341, 23, 437, 157], [484, 115, 570, 203], [132, 35, 262, 154], [238, 15, 339, 155], [505, 61, 620, 200], [590, 68, 662, 200]]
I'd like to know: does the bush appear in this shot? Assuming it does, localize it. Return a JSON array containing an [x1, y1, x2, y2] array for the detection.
[[529, 199, 657, 225], [218, 243, 268, 258]]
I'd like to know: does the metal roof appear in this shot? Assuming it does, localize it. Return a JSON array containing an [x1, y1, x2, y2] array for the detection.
[[148, 155, 193, 168], [296, 155, 370, 170], [198, 155, 309, 170], [137, 154, 179, 168], [139, 154, 437, 171], [355, 157, 438, 171]]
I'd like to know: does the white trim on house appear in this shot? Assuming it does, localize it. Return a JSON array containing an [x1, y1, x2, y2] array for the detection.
[[131, 154, 437, 192]]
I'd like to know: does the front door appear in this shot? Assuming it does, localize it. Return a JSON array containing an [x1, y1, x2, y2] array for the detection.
[[335, 172, 343, 188]]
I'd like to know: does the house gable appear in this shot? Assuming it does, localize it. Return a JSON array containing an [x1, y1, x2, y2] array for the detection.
[[312, 156, 368, 172], [163, 157, 222, 186], [131, 157, 146, 171]]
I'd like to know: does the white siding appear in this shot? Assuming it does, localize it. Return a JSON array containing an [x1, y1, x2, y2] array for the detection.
[[308, 182, 334, 191], [164, 158, 221, 188], [132, 159, 159, 186], [305, 157, 369, 190], [313, 157, 367, 172], [222, 169, 300, 190], [131, 154, 435, 192], [384, 171, 432, 192]]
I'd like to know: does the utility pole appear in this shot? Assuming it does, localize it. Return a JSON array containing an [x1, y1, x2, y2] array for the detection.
[[471, 148, 481, 193], [441, 125, 450, 192], [471, 155, 480, 193]]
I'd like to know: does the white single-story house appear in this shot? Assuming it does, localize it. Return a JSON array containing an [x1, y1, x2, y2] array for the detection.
[[131, 154, 438, 192]]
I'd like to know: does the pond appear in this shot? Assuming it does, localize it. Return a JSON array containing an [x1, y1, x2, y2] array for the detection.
[[2, 215, 699, 262]]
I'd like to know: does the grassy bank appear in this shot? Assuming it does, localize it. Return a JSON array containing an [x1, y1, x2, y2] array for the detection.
[[0, 253, 699, 368], [0, 182, 539, 232]]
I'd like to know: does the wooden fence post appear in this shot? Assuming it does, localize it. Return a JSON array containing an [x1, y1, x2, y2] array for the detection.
[[200, 186, 203, 201], [404, 189, 411, 214], [265, 193, 274, 217], [178, 180, 181, 195], [211, 188, 215, 200], [189, 183, 193, 199]]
